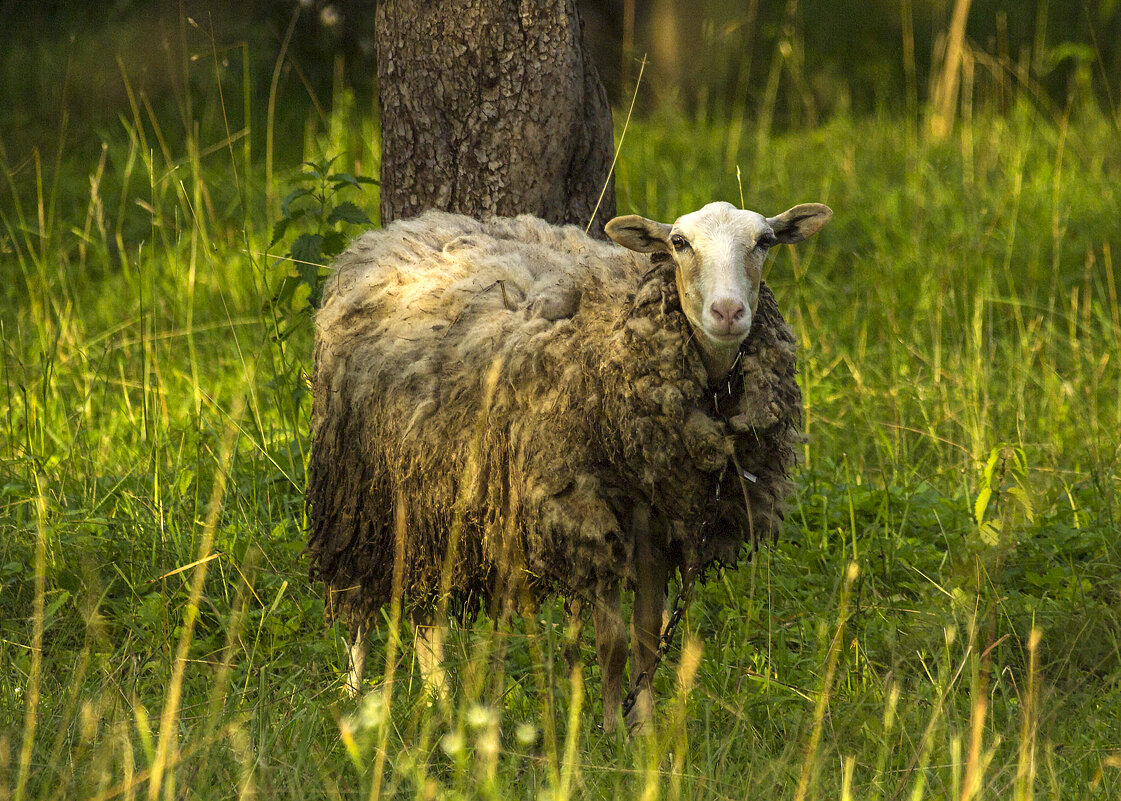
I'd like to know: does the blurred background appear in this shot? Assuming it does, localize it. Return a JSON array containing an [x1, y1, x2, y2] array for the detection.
[[4, 0, 1119, 258], [5, 0, 1119, 158]]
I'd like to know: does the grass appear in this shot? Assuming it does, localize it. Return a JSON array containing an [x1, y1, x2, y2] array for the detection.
[[2, 28, 1121, 801]]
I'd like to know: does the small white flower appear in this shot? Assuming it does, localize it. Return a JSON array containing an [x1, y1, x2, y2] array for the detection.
[[441, 731, 465, 755], [477, 730, 500, 758], [356, 693, 387, 728], [515, 721, 537, 746], [319, 4, 340, 27], [466, 704, 496, 729]]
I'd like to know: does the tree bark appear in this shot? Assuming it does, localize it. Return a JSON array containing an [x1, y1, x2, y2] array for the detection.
[[375, 0, 616, 236]]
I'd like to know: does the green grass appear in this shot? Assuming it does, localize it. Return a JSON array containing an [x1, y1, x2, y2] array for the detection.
[[2, 40, 1121, 800]]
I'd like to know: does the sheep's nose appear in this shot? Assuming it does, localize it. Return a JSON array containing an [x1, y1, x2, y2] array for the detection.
[[710, 298, 747, 328]]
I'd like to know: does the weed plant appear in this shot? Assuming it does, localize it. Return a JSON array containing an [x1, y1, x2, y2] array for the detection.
[[1, 16, 1120, 801]]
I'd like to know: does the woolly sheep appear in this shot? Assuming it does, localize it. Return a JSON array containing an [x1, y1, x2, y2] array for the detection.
[[306, 201, 832, 731]]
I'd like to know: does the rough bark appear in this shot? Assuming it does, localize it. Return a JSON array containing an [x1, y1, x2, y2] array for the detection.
[[375, 0, 616, 236]]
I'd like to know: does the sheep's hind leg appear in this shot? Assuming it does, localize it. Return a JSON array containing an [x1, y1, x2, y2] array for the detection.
[[346, 621, 369, 698], [626, 503, 667, 733], [415, 621, 450, 702], [563, 597, 585, 677], [593, 582, 627, 733]]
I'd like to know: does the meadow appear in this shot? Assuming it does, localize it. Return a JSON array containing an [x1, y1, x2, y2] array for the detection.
[[2, 26, 1121, 800]]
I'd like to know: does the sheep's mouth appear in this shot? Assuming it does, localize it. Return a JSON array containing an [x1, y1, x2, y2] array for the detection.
[[706, 329, 749, 344]]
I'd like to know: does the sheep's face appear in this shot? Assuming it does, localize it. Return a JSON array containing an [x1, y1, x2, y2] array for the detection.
[[606, 201, 832, 381]]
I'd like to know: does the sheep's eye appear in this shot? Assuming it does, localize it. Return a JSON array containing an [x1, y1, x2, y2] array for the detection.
[[756, 232, 777, 249], [670, 234, 689, 250]]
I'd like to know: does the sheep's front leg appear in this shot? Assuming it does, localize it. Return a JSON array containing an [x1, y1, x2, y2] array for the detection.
[[563, 597, 585, 676], [415, 620, 450, 702], [626, 503, 667, 732], [592, 582, 626, 733], [346, 621, 369, 697]]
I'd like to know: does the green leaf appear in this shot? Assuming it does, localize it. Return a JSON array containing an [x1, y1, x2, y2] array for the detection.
[[331, 174, 380, 193], [974, 486, 992, 525], [297, 258, 320, 289], [978, 520, 1001, 547], [302, 157, 336, 179], [43, 589, 72, 631], [308, 280, 325, 310], [329, 172, 361, 190], [321, 230, 348, 259], [290, 233, 324, 268], [280, 187, 314, 217], [327, 201, 372, 226], [272, 274, 301, 308], [1046, 42, 1095, 69], [1007, 486, 1035, 522], [269, 217, 291, 248], [982, 447, 1002, 483]]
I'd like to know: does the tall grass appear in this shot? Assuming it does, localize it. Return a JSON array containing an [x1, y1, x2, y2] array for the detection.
[[2, 9, 1121, 800]]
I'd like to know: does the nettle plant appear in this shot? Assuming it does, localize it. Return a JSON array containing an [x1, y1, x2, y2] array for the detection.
[[268, 156, 377, 336]]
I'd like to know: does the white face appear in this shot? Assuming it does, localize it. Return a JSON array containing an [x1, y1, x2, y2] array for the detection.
[[605, 199, 832, 380], [667, 202, 774, 352]]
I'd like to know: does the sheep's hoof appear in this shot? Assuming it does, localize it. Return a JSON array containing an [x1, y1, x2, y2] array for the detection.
[[625, 715, 654, 736], [624, 695, 655, 735]]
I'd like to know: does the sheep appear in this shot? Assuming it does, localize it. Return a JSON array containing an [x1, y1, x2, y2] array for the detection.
[[306, 200, 832, 731]]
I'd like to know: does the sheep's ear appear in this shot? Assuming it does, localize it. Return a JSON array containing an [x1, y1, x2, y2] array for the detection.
[[605, 215, 673, 253], [767, 203, 833, 244]]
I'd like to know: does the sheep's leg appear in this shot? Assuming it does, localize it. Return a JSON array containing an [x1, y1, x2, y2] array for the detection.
[[415, 621, 450, 702], [592, 582, 626, 733], [563, 597, 585, 677], [626, 503, 666, 733], [346, 621, 369, 698]]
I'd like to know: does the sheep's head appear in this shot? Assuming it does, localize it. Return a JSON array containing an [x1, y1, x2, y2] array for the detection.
[[606, 201, 832, 382]]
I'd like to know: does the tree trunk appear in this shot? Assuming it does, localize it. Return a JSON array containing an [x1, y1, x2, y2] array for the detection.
[[375, 0, 616, 236]]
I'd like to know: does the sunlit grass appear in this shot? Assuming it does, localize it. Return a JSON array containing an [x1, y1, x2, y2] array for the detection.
[[2, 22, 1120, 801]]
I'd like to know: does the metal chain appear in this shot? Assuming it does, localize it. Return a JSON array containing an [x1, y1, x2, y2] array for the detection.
[[620, 559, 701, 717]]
